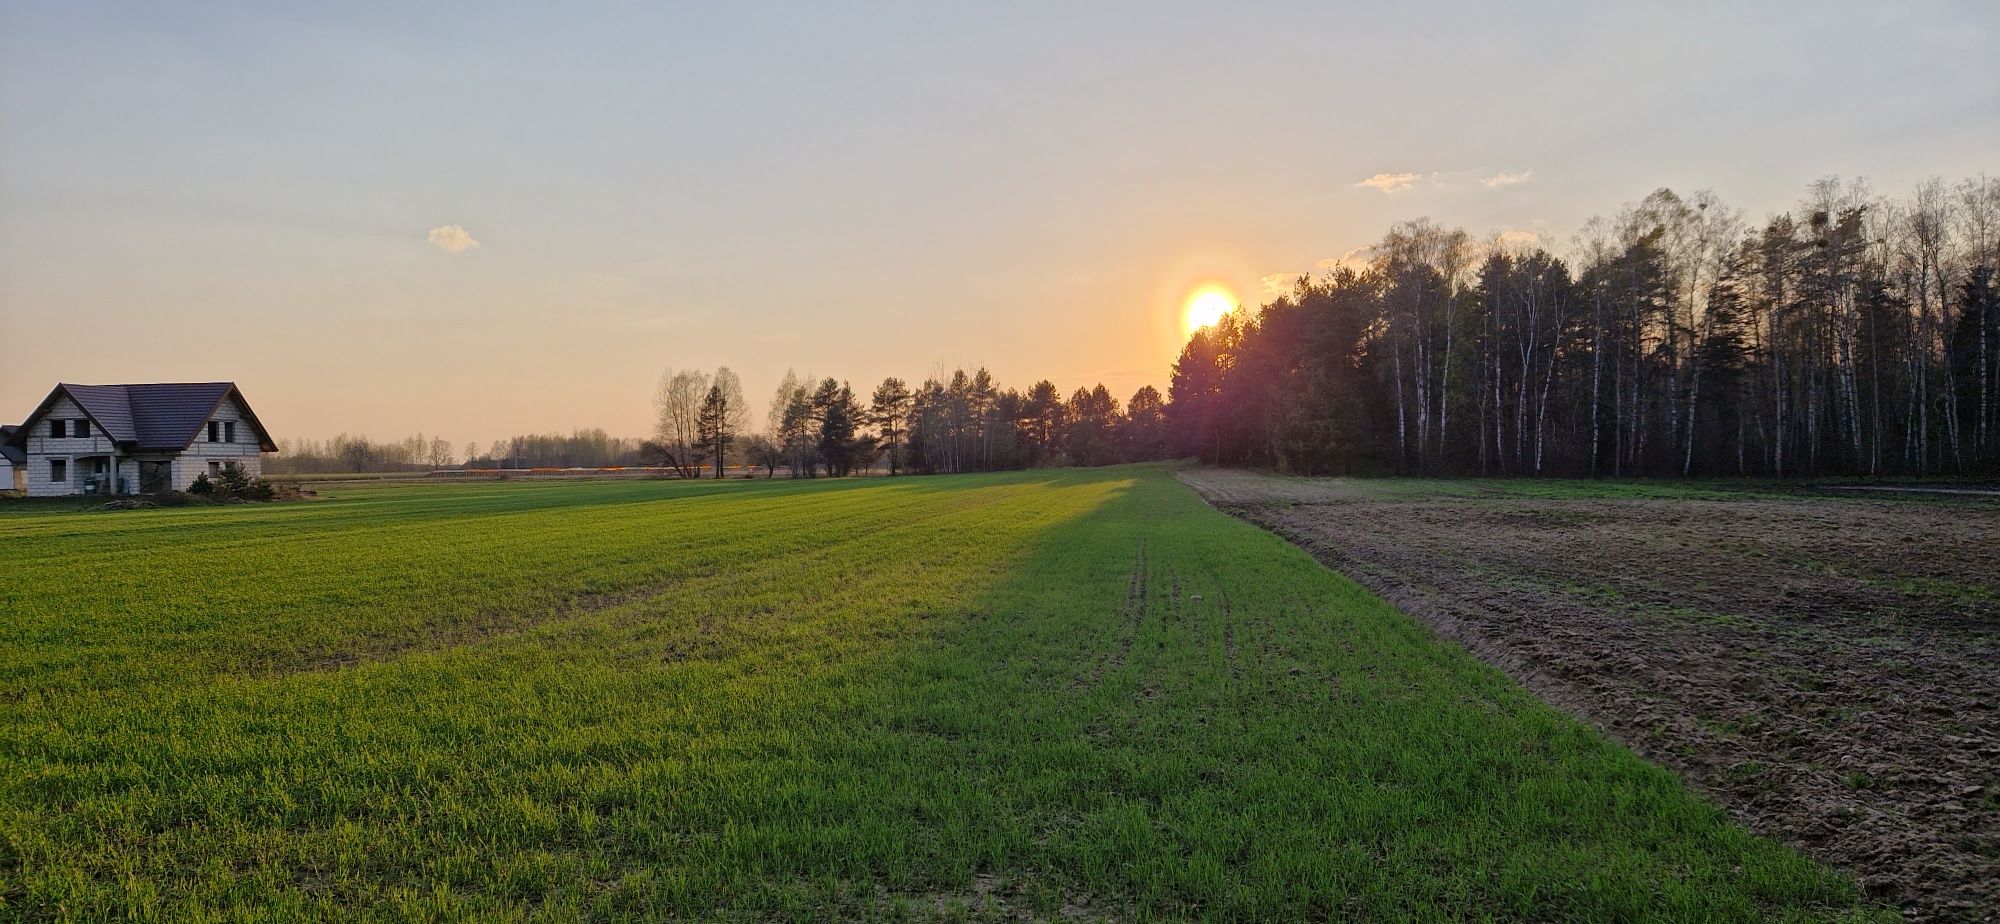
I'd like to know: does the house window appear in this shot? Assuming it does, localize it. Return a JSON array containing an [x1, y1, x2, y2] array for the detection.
[[224, 421, 236, 443], [49, 420, 65, 438], [209, 460, 222, 475], [75, 419, 90, 438], [208, 421, 220, 443], [49, 459, 66, 483]]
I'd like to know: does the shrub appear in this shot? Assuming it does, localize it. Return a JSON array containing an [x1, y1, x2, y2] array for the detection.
[[216, 462, 252, 496], [191, 463, 279, 501], [184, 465, 277, 501]]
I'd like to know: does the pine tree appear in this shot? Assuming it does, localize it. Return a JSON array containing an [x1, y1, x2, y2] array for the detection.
[[697, 384, 731, 479], [870, 377, 914, 475]]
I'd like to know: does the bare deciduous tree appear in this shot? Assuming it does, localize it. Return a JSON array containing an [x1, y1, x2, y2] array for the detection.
[[654, 367, 712, 478]]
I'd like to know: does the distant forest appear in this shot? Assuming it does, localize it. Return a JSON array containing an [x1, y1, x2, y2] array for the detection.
[[268, 371, 1164, 478], [1178, 175, 2000, 477], [274, 175, 1998, 479]]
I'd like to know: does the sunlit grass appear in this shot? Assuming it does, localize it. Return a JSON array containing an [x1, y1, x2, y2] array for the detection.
[[0, 467, 1874, 920]]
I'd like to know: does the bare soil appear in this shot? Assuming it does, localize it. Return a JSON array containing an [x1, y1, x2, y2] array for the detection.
[[1180, 468, 2000, 922]]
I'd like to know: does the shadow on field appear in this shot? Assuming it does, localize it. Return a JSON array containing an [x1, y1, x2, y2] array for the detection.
[[780, 466, 1872, 921]]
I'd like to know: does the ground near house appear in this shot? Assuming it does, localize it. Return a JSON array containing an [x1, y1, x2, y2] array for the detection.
[[1179, 468, 1999, 922], [0, 467, 1879, 921]]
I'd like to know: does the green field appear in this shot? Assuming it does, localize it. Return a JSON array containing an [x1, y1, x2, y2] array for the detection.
[[0, 467, 1872, 921]]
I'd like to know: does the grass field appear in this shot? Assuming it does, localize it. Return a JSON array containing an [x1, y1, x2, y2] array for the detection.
[[0, 466, 1875, 921]]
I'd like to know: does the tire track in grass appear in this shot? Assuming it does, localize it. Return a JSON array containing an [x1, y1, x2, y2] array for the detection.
[[1073, 539, 1147, 694], [27, 491, 870, 689], [5, 485, 852, 650], [0, 478, 772, 560], [5, 478, 1026, 700], [254, 479, 1059, 678], [1217, 581, 1240, 688], [1214, 580, 1252, 733]]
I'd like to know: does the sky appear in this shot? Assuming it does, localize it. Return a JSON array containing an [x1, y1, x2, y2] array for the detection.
[[3, 1, 1996, 450]]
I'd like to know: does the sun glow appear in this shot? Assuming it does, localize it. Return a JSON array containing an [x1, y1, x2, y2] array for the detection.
[[1183, 285, 1236, 336]]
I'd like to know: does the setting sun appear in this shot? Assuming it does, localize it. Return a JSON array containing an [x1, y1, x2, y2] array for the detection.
[[1183, 285, 1237, 336]]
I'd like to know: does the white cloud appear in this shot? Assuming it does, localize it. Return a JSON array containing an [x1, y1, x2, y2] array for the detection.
[[1496, 228, 1542, 247], [1480, 170, 1534, 188], [427, 225, 481, 253], [1356, 169, 1530, 195], [1355, 172, 1421, 194], [1319, 246, 1378, 271], [1262, 272, 1308, 297]]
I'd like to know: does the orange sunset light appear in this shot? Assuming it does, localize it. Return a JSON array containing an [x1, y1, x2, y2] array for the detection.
[[1183, 285, 1237, 337]]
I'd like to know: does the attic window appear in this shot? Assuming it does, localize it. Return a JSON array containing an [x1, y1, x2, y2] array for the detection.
[[208, 421, 220, 443], [49, 420, 65, 438], [74, 419, 89, 438], [224, 421, 236, 443]]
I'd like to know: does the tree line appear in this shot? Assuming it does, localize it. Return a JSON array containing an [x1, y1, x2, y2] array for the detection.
[[269, 433, 458, 474], [650, 366, 1169, 477], [1172, 176, 2000, 477], [278, 174, 1997, 481], [270, 430, 652, 473]]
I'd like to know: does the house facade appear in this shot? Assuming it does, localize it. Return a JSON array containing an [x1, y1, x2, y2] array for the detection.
[[5, 383, 276, 497], [0, 426, 22, 492]]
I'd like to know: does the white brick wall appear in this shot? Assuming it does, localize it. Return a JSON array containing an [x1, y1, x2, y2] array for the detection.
[[170, 397, 264, 490], [22, 396, 121, 497]]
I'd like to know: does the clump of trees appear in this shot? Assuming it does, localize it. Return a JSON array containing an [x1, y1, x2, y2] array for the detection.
[[1171, 175, 2000, 477], [647, 366, 1174, 478], [649, 367, 753, 478], [897, 372, 1166, 474]]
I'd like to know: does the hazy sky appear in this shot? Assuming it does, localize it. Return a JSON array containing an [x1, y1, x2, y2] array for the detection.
[[4, 2, 1996, 448]]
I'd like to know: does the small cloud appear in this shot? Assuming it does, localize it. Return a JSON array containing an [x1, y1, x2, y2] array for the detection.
[[1494, 229, 1544, 250], [1319, 246, 1378, 271], [1480, 170, 1534, 188], [1355, 172, 1421, 194], [427, 225, 480, 253], [1262, 272, 1308, 297]]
